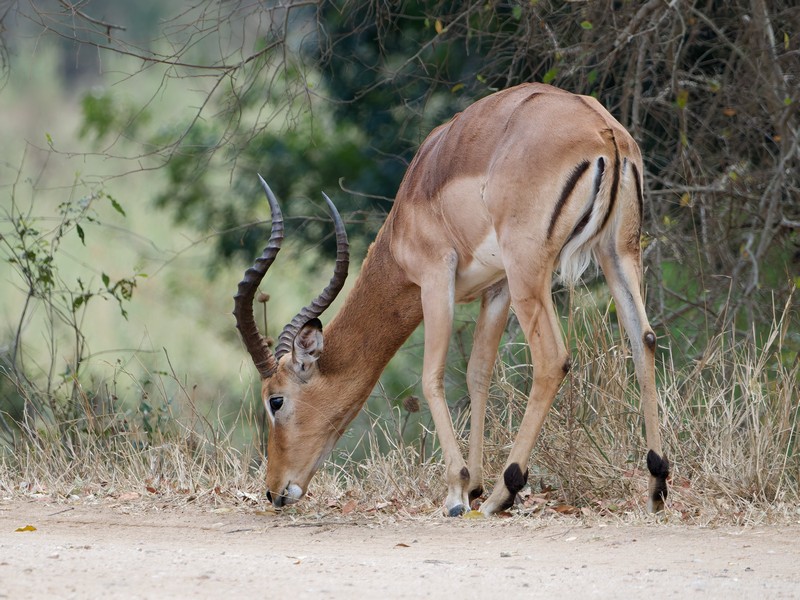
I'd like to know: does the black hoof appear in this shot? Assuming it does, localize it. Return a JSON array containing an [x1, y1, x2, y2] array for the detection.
[[647, 449, 670, 510], [448, 504, 467, 517]]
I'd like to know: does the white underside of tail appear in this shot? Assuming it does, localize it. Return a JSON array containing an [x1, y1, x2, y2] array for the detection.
[[556, 158, 617, 286]]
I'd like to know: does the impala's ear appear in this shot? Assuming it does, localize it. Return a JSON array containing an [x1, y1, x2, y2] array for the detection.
[[292, 318, 324, 375]]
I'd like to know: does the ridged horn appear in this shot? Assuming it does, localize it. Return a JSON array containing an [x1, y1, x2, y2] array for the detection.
[[274, 191, 350, 360], [233, 174, 284, 378]]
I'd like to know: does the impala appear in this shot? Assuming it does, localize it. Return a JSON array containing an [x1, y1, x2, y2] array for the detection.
[[234, 83, 670, 516]]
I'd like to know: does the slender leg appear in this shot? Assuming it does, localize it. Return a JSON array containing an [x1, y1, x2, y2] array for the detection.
[[480, 278, 569, 515], [596, 244, 669, 511], [419, 251, 471, 516], [465, 280, 511, 503]]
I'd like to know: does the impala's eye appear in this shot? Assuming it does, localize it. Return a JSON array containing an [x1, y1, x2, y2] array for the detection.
[[269, 396, 284, 414]]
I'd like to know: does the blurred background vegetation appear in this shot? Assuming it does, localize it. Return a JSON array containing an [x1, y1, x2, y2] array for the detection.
[[0, 1, 798, 508]]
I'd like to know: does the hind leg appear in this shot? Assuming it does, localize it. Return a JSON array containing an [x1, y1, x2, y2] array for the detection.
[[480, 276, 569, 515], [596, 243, 669, 511]]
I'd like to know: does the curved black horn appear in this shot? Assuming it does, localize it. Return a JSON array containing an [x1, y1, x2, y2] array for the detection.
[[275, 191, 350, 360], [233, 175, 284, 378]]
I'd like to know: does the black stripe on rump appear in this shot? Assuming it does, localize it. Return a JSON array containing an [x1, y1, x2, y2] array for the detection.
[[547, 160, 590, 240], [599, 131, 621, 231], [631, 162, 643, 221], [565, 156, 605, 244]]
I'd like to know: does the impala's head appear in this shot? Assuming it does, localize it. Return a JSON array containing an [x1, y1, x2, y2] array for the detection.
[[233, 175, 349, 508]]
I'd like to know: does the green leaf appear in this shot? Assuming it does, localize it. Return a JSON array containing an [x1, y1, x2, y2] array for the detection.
[[451, 82, 465, 93], [108, 196, 126, 216], [512, 6, 522, 20], [542, 68, 558, 84], [676, 89, 689, 110], [76, 224, 86, 245], [102, 272, 110, 288], [580, 20, 593, 30]]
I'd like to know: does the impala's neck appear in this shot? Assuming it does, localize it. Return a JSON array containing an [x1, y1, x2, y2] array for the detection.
[[318, 227, 422, 403]]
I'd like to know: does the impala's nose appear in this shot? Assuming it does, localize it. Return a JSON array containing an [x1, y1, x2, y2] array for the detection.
[[266, 484, 303, 508], [268, 490, 286, 508]]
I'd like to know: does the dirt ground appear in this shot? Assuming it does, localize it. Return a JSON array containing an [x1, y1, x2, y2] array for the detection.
[[1, 498, 799, 599]]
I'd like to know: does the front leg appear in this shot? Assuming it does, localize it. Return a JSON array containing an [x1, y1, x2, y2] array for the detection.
[[465, 281, 510, 504], [420, 252, 470, 516]]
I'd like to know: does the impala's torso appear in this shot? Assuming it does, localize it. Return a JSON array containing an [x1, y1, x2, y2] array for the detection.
[[388, 83, 642, 303]]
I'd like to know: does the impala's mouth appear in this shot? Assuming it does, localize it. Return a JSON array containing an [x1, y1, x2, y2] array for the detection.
[[268, 483, 304, 508]]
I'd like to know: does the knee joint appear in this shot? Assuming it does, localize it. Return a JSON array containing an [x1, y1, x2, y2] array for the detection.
[[643, 331, 656, 352]]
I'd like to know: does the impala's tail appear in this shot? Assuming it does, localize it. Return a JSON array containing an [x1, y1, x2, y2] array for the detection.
[[556, 143, 636, 286]]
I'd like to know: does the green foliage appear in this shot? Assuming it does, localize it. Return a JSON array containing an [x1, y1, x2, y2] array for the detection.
[[79, 88, 151, 143], [1, 177, 145, 442], [79, 91, 116, 140], [147, 1, 799, 360], [4, 189, 141, 319]]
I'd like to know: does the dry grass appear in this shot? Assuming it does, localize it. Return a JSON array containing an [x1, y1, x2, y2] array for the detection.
[[2, 290, 798, 527]]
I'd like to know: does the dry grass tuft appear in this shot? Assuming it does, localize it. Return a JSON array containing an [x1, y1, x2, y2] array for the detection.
[[2, 290, 798, 526]]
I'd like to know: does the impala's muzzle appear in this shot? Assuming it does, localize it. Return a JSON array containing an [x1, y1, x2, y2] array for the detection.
[[267, 483, 304, 508]]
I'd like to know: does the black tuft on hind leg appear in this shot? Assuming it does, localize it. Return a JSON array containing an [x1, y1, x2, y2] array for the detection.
[[646, 449, 670, 512], [498, 463, 529, 512]]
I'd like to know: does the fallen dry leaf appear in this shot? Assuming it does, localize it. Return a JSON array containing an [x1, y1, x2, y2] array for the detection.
[[236, 490, 260, 503], [341, 499, 358, 515], [15, 525, 37, 532], [463, 510, 485, 519]]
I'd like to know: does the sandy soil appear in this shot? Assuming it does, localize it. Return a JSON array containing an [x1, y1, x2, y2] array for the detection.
[[1, 498, 798, 599]]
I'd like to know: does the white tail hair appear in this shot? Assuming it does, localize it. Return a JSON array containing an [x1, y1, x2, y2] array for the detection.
[[556, 157, 617, 286]]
